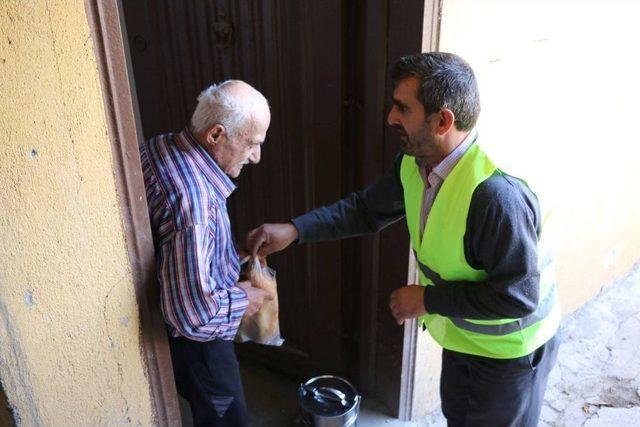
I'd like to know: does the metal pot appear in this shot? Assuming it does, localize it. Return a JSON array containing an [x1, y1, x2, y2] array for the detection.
[[299, 375, 361, 426]]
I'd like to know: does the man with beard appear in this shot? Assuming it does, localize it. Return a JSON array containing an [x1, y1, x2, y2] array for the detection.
[[246, 53, 561, 426]]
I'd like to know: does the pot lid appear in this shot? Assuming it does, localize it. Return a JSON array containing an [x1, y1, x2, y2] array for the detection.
[[299, 375, 360, 417]]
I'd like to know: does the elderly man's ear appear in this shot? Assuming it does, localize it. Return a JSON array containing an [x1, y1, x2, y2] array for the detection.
[[205, 124, 226, 146]]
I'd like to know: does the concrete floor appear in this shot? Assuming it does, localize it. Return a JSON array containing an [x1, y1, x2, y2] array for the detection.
[[179, 262, 640, 426], [540, 263, 640, 427]]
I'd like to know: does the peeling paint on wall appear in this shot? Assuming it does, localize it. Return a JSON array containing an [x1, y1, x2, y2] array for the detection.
[[22, 290, 34, 308], [602, 243, 623, 270]]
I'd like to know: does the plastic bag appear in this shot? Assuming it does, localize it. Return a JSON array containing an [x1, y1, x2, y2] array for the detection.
[[235, 257, 284, 346]]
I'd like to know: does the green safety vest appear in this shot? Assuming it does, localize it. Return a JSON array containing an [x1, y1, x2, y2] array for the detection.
[[400, 143, 561, 359]]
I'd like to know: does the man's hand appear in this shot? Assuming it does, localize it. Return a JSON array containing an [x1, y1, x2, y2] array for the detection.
[[246, 222, 299, 258], [238, 281, 274, 318], [389, 285, 427, 325]]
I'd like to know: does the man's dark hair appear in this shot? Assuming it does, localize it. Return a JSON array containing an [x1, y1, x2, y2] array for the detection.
[[391, 52, 480, 131]]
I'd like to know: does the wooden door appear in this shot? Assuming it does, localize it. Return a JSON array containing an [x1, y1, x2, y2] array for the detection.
[[122, 0, 352, 378]]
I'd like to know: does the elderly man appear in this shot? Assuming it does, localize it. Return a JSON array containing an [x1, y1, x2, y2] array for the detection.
[[140, 80, 273, 426], [247, 53, 560, 426]]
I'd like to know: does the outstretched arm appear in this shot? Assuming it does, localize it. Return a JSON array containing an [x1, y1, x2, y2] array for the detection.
[[247, 153, 406, 257]]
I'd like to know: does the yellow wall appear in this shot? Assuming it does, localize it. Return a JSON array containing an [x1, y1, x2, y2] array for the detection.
[[0, 1, 155, 425], [438, 0, 640, 313]]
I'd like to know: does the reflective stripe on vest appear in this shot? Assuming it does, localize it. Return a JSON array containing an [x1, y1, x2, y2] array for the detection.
[[415, 251, 557, 336], [400, 142, 561, 359]]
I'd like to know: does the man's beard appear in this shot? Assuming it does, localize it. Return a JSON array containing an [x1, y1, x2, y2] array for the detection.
[[393, 125, 432, 158], [391, 124, 412, 154]]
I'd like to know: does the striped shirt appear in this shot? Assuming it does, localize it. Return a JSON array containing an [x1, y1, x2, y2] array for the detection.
[[417, 129, 477, 234], [139, 127, 248, 341]]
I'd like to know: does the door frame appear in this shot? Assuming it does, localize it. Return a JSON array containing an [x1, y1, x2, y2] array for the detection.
[[84, 0, 181, 425], [396, 1, 442, 420], [352, 0, 442, 420]]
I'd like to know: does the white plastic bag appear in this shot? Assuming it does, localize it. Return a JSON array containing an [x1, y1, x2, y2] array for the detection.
[[235, 257, 284, 346]]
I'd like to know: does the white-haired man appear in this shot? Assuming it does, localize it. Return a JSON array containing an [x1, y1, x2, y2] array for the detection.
[[140, 80, 273, 426]]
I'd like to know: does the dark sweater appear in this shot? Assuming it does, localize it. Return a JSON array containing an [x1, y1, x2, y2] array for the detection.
[[291, 151, 541, 321]]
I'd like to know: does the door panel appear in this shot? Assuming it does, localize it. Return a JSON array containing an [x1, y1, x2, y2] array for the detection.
[[123, 0, 349, 377]]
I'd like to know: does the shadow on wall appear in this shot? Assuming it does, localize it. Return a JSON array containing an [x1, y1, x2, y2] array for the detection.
[[1, 382, 15, 427]]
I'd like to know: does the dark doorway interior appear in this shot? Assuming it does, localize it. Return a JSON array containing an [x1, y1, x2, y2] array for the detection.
[[0, 383, 15, 427], [121, 0, 423, 415]]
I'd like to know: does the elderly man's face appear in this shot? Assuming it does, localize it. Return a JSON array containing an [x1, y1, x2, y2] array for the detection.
[[210, 108, 271, 178]]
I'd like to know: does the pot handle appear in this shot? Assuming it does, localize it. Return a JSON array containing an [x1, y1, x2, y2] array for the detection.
[[302, 385, 348, 406]]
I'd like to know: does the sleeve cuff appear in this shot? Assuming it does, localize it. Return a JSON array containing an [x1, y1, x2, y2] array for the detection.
[[423, 285, 448, 316], [290, 215, 313, 244]]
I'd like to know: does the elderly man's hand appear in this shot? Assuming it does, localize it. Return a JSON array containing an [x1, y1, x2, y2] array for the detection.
[[238, 281, 274, 318], [389, 285, 427, 325], [246, 222, 298, 258]]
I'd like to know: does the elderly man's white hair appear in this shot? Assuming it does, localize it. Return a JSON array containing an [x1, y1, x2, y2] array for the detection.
[[191, 80, 269, 138]]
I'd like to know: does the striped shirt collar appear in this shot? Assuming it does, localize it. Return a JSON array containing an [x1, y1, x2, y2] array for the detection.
[[417, 128, 478, 184], [175, 127, 236, 200]]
